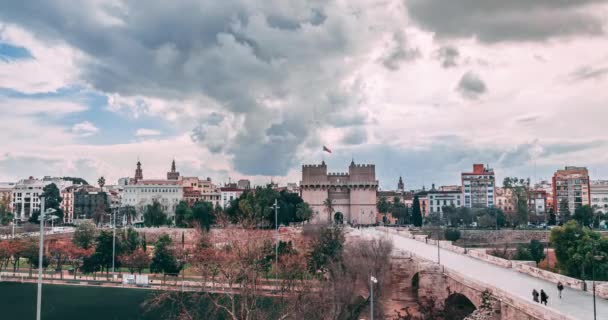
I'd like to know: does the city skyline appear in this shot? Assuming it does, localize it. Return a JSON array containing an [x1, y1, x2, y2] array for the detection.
[[2, 1, 608, 189]]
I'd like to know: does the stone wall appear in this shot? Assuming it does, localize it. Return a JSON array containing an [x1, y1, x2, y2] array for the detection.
[[597, 283, 608, 299], [458, 230, 550, 245], [513, 263, 585, 291]]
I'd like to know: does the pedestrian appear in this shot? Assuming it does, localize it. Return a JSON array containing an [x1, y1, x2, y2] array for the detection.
[[532, 289, 539, 303], [557, 281, 564, 299], [540, 289, 548, 305]]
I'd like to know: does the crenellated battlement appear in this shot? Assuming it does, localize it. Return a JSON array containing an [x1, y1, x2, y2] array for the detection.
[[328, 172, 349, 176], [352, 164, 375, 168], [302, 164, 327, 168]]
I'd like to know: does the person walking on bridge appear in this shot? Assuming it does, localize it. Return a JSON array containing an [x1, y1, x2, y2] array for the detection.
[[532, 289, 539, 303], [557, 281, 564, 299], [540, 289, 548, 305]]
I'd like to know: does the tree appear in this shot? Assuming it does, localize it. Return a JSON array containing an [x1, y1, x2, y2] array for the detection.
[[143, 201, 168, 227], [89, 230, 121, 274], [474, 207, 506, 229], [548, 208, 557, 226], [192, 201, 214, 231], [503, 177, 530, 226], [551, 221, 608, 280], [295, 202, 313, 222], [528, 240, 546, 265], [121, 228, 140, 254], [573, 205, 594, 227], [22, 240, 50, 277], [444, 228, 461, 242], [97, 176, 106, 188], [425, 212, 441, 226], [307, 226, 345, 274], [40, 183, 64, 222], [65, 243, 93, 279], [73, 222, 97, 249], [559, 199, 571, 222], [174, 200, 192, 227], [150, 234, 182, 276], [0, 199, 13, 226], [376, 197, 390, 215], [61, 177, 89, 185], [48, 241, 71, 279], [119, 248, 150, 274], [412, 195, 422, 227]]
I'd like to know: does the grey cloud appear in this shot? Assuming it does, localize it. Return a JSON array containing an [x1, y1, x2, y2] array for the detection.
[[380, 32, 420, 71], [570, 65, 608, 81], [438, 45, 459, 68], [341, 128, 368, 145], [456, 71, 487, 99], [406, 0, 607, 43], [1, 0, 373, 176], [515, 114, 541, 125]]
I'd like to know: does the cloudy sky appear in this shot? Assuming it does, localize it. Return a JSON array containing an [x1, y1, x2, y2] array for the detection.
[[1, 0, 608, 189]]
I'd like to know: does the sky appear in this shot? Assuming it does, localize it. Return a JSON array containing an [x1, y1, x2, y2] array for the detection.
[[1, 0, 608, 190]]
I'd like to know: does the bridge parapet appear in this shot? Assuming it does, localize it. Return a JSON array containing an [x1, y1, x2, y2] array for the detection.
[[391, 251, 577, 320]]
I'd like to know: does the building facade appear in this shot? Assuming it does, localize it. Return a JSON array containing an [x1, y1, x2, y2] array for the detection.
[[528, 190, 548, 216], [0, 182, 15, 212], [427, 185, 463, 217], [12, 177, 73, 221], [300, 160, 378, 225], [462, 164, 495, 208], [121, 161, 184, 223], [220, 187, 245, 208], [590, 180, 608, 214], [61, 185, 78, 223], [495, 187, 515, 213], [73, 186, 109, 220], [552, 166, 591, 217]]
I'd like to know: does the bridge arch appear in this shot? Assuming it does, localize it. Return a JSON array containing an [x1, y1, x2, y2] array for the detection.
[[444, 293, 476, 320]]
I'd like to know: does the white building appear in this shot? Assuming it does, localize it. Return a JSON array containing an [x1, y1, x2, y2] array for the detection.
[[427, 185, 463, 217], [220, 187, 244, 209], [120, 161, 185, 223], [591, 180, 608, 214], [12, 177, 73, 221], [0, 182, 15, 211], [121, 180, 183, 222]]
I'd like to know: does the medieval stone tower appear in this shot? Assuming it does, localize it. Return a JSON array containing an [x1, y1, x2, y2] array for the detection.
[[300, 160, 378, 225]]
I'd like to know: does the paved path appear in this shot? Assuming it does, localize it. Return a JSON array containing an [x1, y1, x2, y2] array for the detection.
[[360, 228, 607, 320]]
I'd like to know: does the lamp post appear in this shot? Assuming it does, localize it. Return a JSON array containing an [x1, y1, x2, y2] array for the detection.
[[271, 199, 280, 285], [370, 275, 378, 320], [112, 207, 116, 276], [591, 243, 605, 320], [36, 199, 57, 320]]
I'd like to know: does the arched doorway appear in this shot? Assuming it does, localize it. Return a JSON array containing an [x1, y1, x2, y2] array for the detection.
[[444, 293, 476, 320], [411, 272, 419, 298], [382, 215, 388, 224], [334, 212, 344, 224]]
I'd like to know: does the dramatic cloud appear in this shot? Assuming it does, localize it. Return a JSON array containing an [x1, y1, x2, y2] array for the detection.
[[456, 71, 487, 99], [2, 1, 608, 188], [406, 0, 607, 43], [341, 128, 368, 145], [437, 45, 459, 68], [72, 121, 99, 137], [380, 32, 420, 71]]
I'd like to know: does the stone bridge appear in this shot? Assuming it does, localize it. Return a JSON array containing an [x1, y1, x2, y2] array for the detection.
[[388, 251, 575, 320]]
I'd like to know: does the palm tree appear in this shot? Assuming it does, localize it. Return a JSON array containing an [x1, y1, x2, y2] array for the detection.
[[97, 176, 106, 189], [323, 198, 334, 223]]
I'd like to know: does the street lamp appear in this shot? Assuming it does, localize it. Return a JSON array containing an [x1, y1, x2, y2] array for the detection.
[[36, 197, 57, 320], [370, 275, 378, 320], [112, 207, 117, 277], [271, 199, 280, 286], [591, 243, 605, 320]]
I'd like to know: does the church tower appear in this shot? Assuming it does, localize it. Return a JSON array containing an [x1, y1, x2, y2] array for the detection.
[[397, 176, 404, 192], [167, 159, 180, 180], [134, 161, 143, 182]]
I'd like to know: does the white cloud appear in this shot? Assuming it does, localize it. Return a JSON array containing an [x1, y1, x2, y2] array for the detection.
[[72, 121, 99, 137], [135, 128, 161, 137], [0, 23, 82, 93]]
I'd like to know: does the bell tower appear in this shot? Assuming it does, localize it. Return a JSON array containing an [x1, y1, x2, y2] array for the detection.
[[134, 161, 143, 182], [167, 159, 180, 180]]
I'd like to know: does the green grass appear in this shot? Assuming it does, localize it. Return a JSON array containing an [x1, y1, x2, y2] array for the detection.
[[0, 282, 160, 320], [0, 282, 283, 320]]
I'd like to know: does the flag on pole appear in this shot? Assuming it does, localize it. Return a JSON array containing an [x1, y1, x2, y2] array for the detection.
[[370, 276, 378, 283], [323, 145, 332, 153]]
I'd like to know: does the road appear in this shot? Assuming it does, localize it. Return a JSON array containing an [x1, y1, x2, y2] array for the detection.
[[360, 228, 607, 320]]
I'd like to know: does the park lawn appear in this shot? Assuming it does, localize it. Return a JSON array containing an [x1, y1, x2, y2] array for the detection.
[[0, 282, 160, 320], [0, 282, 282, 320]]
